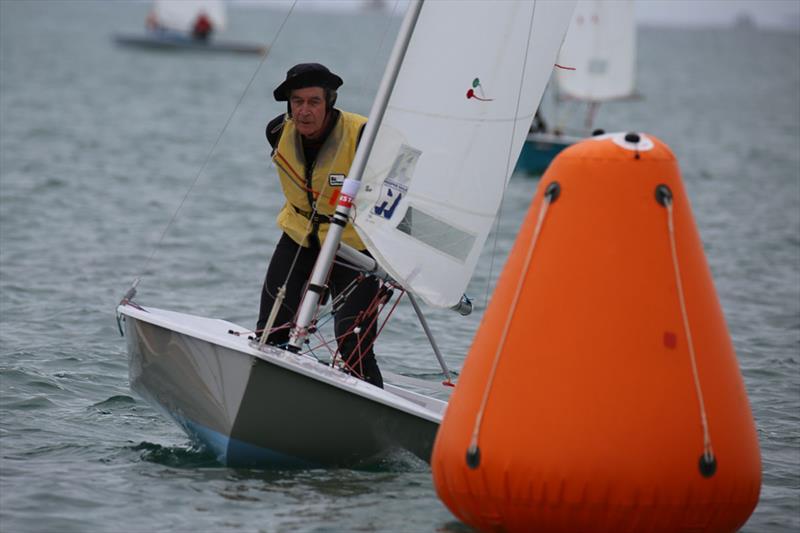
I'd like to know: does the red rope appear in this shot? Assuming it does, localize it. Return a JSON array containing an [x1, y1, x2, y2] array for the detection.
[[251, 323, 292, 338], [329, 282, 402, 378], [274, 151, 320, 198], [272, 271, 402, 380]]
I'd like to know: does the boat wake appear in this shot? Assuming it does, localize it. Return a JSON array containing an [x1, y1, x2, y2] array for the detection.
[[350, 447, 430, 473], [132, 441, 219, 468]]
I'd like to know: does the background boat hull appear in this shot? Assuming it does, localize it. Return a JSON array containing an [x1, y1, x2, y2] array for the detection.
[[114, 33, 266, 55], [515, 132, 580, 175]]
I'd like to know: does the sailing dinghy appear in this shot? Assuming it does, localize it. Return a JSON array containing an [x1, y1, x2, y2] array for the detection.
[[516, 0, 637, 174], [117, 0, 575, 468], [114, 0, 267, 56]]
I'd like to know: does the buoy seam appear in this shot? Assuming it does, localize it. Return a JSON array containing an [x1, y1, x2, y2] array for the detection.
[[468, 187, 554, 462], [665, 199, 714, 466]]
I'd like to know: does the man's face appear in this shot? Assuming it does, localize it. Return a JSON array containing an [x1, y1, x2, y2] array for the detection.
[[290, 86, 328, 139]]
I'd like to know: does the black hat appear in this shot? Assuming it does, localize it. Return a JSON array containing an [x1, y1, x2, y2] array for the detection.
[[273, 63, 344, 102]]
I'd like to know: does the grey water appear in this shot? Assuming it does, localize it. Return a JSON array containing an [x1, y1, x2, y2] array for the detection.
[[1, 1, 798, 531]]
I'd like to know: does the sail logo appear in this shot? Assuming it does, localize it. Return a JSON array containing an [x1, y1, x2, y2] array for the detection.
[[374, 144, 421, 220], [466, 78, 493, 101], [374, 182, 406, 219]]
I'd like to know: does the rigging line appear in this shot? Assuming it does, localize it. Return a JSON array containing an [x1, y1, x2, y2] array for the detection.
[[331, 288, 401, 375], [129, 0, 299, 290], [666, 199, 714, 460], [469, 186, 552, 463], [327, 274, 362, 312], [482, 0, 539, 309], [294, 274, 360, 342]]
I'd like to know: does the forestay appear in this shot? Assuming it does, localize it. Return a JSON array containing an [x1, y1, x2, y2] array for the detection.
[[555, 0, 636, 102], [153, 0, 227, 33], [354, 0, 575, 308]]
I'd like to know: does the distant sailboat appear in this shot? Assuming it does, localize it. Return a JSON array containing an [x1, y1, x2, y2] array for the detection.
[[114, 0, 267, 55], [516, 0, 638, 174], [116, 0, 575, 468]]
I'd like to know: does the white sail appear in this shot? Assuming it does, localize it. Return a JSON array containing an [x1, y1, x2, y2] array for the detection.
[[555, 0, 636, 102], [354, 0, 576, 308], [153, 0, 227, 33]]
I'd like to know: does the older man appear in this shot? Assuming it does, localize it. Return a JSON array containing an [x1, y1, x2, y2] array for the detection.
[[257, 63, 383, 388]]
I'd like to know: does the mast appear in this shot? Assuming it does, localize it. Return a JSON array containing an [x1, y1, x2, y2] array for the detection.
[[287, 0, 424, 351]]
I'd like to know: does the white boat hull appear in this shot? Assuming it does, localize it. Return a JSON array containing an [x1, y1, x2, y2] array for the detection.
[[113, 33, 266, 55], [118, 304, 445, 467]]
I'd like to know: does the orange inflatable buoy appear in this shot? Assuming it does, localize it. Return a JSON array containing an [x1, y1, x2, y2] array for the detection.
[[432, 132, 761, 532]]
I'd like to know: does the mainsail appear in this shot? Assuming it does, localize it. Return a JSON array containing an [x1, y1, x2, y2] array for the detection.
[[153, 0, 227, 34], [554, 0, 636, 102], [353, 1, 576, 308]]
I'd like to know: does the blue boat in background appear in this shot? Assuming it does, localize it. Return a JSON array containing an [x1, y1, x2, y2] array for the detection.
[[516, 130, 581, 175], [515, 0, 638, 176]]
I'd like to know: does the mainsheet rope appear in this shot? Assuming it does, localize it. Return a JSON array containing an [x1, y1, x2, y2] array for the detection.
[[122, 0, 300, 301], [306, 282, 403, 379]]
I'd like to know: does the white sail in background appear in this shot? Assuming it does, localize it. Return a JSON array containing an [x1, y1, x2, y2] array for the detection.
[[555, 0, 636, 102], [153, 0, 227, 33], [354, 0, 576, 308]]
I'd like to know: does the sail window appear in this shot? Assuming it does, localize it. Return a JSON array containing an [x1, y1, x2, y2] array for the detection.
[[397, 206, 476, 263], [588, 58, 608, 75]]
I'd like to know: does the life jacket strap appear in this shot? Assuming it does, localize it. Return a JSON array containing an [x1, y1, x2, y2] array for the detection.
[[292, 205, 332, 224]]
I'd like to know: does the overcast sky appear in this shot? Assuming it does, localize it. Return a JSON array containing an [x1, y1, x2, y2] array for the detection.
[[635, 0, 800, 30], [235, 0, 800, 31]]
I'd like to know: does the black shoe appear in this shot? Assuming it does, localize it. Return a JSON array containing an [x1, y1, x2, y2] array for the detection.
[[361, 357, 383, 389]]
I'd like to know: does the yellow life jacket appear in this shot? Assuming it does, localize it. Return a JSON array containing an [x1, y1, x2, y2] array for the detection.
[[272, 110, 367, 249]]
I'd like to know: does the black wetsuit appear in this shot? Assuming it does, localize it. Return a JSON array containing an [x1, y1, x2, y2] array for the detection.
[[257, 112, 383, 388]]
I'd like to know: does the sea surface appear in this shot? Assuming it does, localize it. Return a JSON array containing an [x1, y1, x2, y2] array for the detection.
[[1, 1, 798, 532]]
